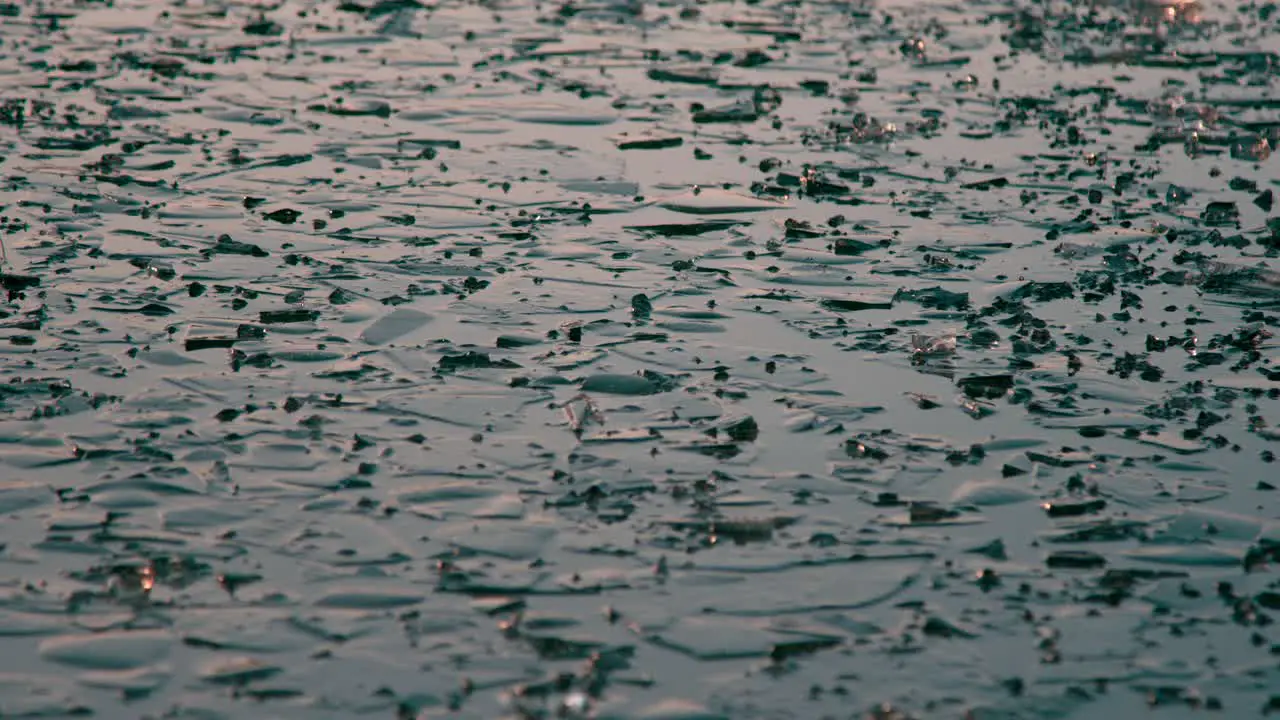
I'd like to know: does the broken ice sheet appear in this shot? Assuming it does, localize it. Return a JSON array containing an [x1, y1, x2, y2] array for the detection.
[[38, 629, 172, 670], [359, 307, 433, 345], [640, 615, 842, 660], [656, 188, 789, 215], [643, 556, 927, 617], [910, 330, 958, 358]]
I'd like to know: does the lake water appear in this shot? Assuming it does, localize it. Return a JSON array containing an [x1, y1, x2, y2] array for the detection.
[[1, 0, 1279, 717]]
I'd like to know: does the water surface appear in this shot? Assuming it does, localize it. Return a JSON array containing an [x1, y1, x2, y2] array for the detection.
[[1, 0, 1279, 717]]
